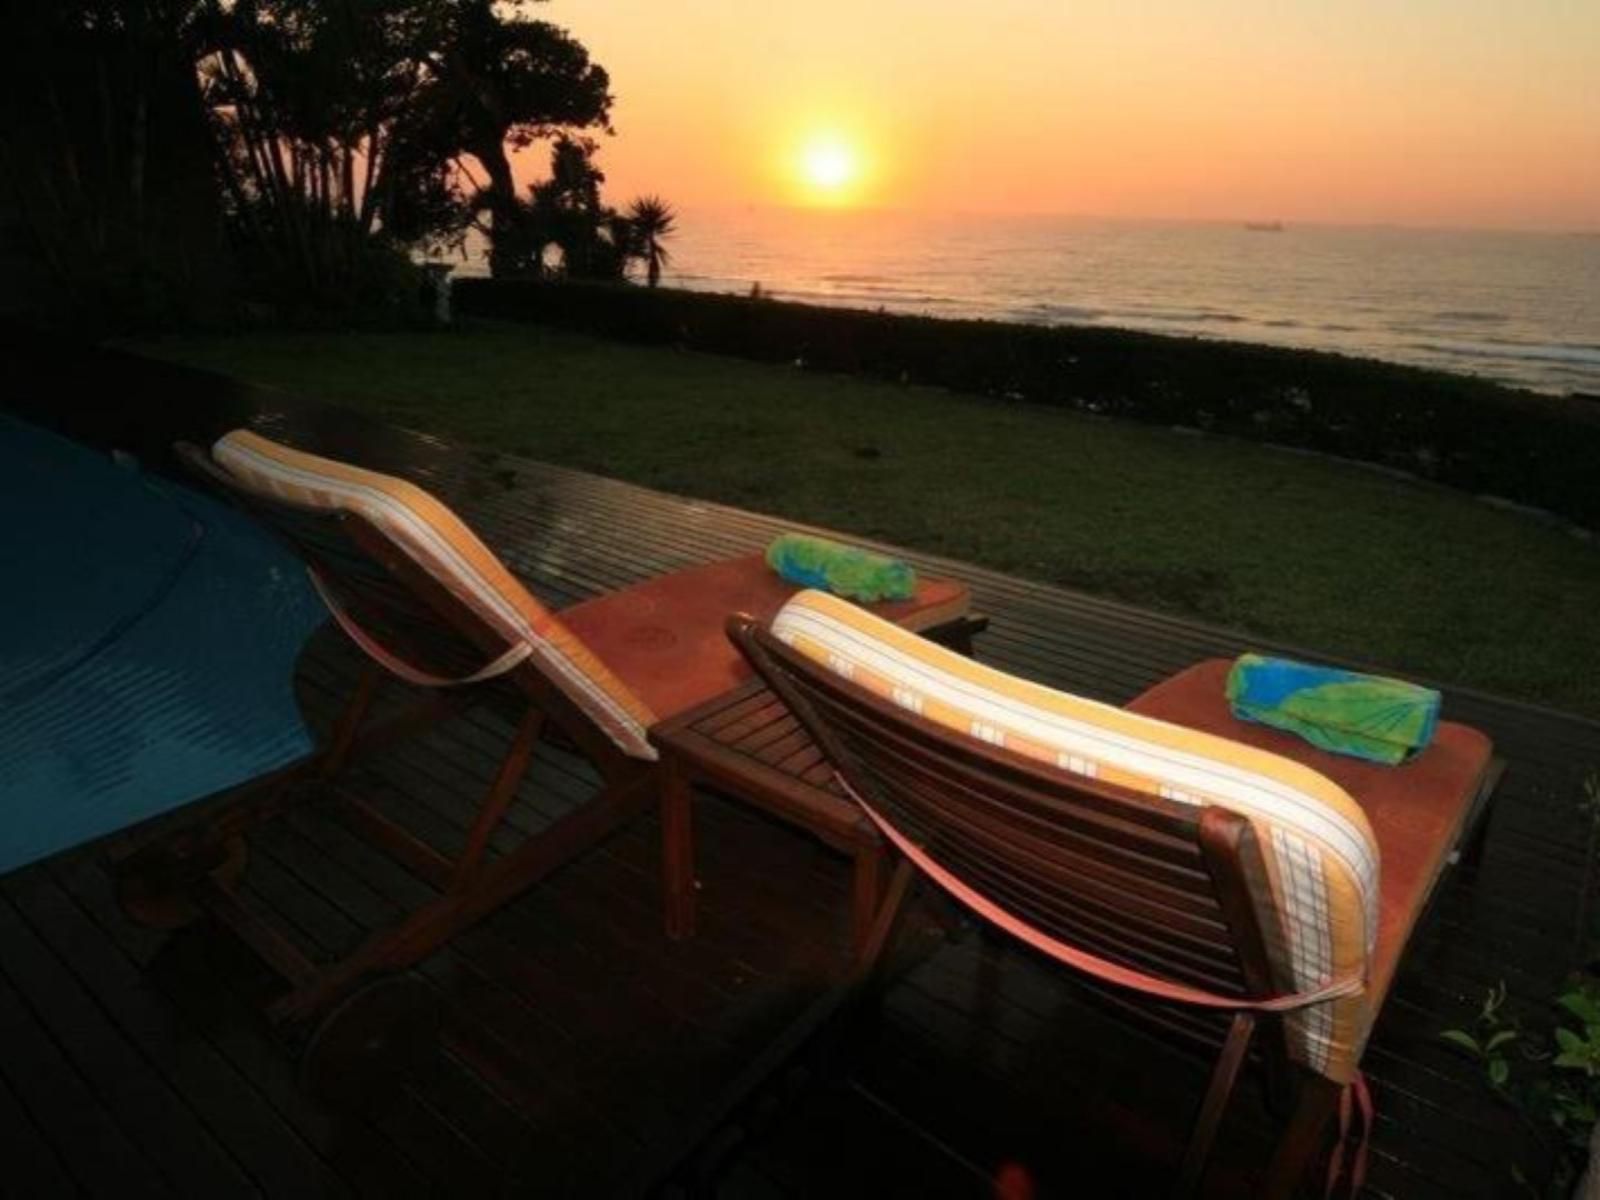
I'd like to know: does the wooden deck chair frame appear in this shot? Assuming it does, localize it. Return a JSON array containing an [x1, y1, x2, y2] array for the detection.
[[116, 443, 655, 1061], [729, 613, 1363, 1199]]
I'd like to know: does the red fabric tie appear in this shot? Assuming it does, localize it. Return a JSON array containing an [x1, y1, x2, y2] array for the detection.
[[837, 772, 1364, 1013], [308, 569, 530, 688], [1324, 1072, 1374, 1198]]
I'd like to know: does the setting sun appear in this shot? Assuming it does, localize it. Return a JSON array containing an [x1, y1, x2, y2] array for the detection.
[[793, 134, 863, 204], [802, 139, 854, 189]]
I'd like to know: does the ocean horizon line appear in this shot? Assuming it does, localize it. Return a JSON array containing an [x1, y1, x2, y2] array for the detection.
[[444, 211, 1600, 396], [662, 202, 1600, 240]]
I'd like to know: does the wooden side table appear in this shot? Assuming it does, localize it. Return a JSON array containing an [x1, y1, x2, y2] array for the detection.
[[650, 614, 986, 959]]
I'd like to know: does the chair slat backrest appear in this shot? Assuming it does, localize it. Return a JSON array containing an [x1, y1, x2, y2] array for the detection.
[[180, 433, 661, 763], [736, 590, 1382, 1086], [731, 614, 1283, 1043], [176, 441, 507, 682]]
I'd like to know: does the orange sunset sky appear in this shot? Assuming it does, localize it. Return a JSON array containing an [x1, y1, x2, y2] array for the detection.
[[527, 0, 1599, 231]]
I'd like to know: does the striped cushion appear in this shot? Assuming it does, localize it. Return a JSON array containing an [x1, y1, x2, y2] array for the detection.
[[771, 589, 1380, 1083], [213, 430, 658, 761]]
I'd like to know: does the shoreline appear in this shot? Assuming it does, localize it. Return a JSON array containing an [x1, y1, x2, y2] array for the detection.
[[454, 277, 1600, 533], [443, 260, 1600, 401], [438, 216, 1600, 397], [663, 277, 1600, 402], [448, 277, 1600, 409]]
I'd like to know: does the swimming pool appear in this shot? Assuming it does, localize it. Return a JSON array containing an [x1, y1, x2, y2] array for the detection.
[[0, 416, 325, 874]]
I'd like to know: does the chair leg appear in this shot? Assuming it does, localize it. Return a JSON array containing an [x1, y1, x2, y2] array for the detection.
[[1173, 1012, 1255, 1198], [817, 856, 917, 1083], [1262, 1020, 1295, 1118], [660, 756, 696, 940], [855, 857, 917, 983], [849, 844, 885, 960], [1455, 760, 1504, 870], [272, 770, 655, 1025], [1261, 1074, 1343, 1200], [451, 708, 544, 890], [1457, 793, 1496, 870], [139, 674, 475, 855], [319, 662, 384, 780]]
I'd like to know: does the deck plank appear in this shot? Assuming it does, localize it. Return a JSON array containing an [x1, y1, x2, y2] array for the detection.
[[0, 1044, 83, 1199], [0, 893, 226, 1198], [3, 869, 345, 1199], [51, 858, 423, 1200]]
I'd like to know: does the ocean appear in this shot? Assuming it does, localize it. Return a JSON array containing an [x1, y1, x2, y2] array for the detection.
[[451, 209, 1600, 396]]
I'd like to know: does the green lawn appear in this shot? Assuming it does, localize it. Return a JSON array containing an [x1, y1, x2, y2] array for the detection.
[[133, 321, 1600, 718]]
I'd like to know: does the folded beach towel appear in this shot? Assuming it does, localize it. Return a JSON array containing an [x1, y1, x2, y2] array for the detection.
[[1225, 653, 1440, 765], [766, 533, 916, 603]]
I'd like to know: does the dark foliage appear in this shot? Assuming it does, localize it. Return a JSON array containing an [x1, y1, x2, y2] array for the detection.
[[0, 0, 664, 325], [0, 3, 232, 330], [506, 137, 629, 280], [456, 279, 1600, 530], [625, 195, 676, 288], [424, 1, 612, 275]]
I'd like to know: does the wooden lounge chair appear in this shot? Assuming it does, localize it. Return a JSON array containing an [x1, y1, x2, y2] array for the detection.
[[729, 589, 1500, 1197], [116, 430, 978, 1082]]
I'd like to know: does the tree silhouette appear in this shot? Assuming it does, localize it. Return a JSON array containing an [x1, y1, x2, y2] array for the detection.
[[516, 137, 629, 280], [198, 0, 435, 301], [3, 0, 664, 319], [426, 1, 612, 275], [196, 0, 617, 291], [625, 196, 676, 288]]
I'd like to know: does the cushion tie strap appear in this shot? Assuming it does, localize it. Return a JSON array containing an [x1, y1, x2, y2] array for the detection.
[[308, 569, 531, 688], [838, 772, 1365, 1013], [1325, 1072, 1373, 1198]]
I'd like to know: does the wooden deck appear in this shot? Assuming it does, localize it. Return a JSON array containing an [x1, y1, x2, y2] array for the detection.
[[4, 339, 1598, 1197]]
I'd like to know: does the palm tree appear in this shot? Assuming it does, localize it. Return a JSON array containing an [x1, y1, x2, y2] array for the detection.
[[626, 195, 677, 288]]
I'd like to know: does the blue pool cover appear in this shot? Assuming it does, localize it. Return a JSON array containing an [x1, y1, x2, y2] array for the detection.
[[0, 416, 326, 874]]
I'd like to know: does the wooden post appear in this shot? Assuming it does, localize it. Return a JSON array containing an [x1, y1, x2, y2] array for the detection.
[[1261, 1075, 1342, 1199], [319, 662, 383, 780], [450, 707, 545, 891], [660, 754, 696, 940], [850, 844, 885, 960]]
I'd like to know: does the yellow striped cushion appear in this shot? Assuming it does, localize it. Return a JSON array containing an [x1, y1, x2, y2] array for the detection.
[[213, 430, 658, 761], [771, 589, 1380, 1082]]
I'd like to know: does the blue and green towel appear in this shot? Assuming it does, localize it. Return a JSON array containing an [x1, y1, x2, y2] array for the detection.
[[766, 533, 917, 604], [1226, 653, 1440, 765]]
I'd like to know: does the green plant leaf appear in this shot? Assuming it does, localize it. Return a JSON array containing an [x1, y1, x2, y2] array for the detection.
[[1555, 1027, 1585, 1055], [1441, 1030, 1482, 1055], [1558, 991, 1600, 1026], [1489, 1057, 1510, 1086], [1483, 983, 1508, 1022], [1486, 1030, 1519, 1052]]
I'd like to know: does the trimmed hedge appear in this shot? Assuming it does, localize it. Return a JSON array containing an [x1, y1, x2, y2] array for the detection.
[[455, 278, 1600, 530]]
